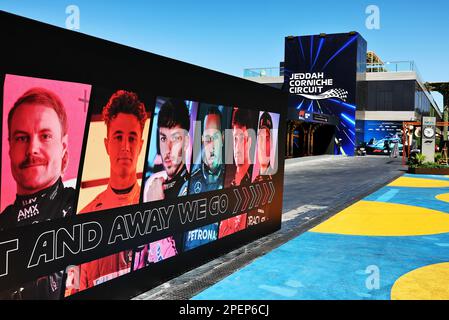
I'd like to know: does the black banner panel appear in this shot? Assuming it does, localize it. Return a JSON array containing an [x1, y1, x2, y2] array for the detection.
[[0, 11, 287, 299]]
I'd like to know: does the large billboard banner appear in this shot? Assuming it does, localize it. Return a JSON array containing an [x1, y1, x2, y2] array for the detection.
[[0, 11, 286, 299]]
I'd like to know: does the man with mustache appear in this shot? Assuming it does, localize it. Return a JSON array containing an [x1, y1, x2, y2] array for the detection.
[[0, 87, 74, 299], [189, 106, 224, 194], [75, 90, 147, 292], [144, 98, 190, 202]]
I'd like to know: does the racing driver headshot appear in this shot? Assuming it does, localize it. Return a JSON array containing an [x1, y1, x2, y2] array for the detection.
[[0, 87, 75, 299], [254, 111, 275, 182], [76, 89, 147, 292], [229, 107, 254, 187], [248, 112, 276, 227], [189, 106, 225, 194], [143, 98, 190, 202]]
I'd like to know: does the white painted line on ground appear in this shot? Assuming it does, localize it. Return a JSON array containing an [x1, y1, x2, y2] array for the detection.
[[282, 205, 329, 222]]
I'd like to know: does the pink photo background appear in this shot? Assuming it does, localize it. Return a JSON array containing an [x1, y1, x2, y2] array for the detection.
[[1, 74, 91, 212]]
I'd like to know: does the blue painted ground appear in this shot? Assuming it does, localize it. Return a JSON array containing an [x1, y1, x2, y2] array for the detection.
[[401, 174, 449, 182], [192, 174, 449, 300], [193, 232, 449, 300], [366, 187, 449, 213]]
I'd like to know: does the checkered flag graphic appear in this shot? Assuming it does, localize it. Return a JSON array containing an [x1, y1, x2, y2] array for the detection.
[[320, 88, 348, 101]]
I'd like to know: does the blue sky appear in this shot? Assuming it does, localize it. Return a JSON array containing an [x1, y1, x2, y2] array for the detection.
[[1, 0, 447, 107]]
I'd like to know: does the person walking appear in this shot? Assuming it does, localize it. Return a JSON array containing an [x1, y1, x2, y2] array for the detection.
[[384, 139, 391, 156], [391, 139, 399, 158]]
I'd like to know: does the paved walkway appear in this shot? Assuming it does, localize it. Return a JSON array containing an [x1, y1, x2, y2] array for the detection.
[[134, 155, 405, 300], [193, 174, 449, 300]]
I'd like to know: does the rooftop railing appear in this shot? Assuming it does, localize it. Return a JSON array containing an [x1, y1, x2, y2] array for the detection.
[[243, 67, 282, 78], [366, 61, 418, 73], [243, 61, 419, 77]]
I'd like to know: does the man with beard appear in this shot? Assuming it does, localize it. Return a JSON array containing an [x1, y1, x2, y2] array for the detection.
[[189, 106, 224, 194], [144, 98, 190, 202], [75, 90, 147, 292], [0, 87, 74, 299]]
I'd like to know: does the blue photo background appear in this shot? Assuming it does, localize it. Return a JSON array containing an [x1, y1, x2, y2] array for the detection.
[[356, 120, 403, 145]]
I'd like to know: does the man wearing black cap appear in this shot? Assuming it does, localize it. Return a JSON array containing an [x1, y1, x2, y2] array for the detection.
[[248, 112, 275, 227], [254, 111, 274, 182]]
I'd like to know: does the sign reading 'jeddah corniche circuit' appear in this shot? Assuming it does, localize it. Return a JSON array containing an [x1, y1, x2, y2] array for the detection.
[[288, 72, 348, 101], [284, 32, 367, 156]]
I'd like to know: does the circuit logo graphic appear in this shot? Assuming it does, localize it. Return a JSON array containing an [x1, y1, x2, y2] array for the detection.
[[297, 88, 348, 102]]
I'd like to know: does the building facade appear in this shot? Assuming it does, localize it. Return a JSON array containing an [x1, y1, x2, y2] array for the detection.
[[244, 34, 442, 158]]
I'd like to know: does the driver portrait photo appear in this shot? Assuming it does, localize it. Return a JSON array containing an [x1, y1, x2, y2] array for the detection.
[[247, 111, 280, 227], [224, 107, 258, 188], [67, 89, 150, 296], [143, 98, 196, 202], [189, 104, 230, 195], [78, 90, 147, 213], [0, 74, 91, 300], [253, 111, 279, 182]]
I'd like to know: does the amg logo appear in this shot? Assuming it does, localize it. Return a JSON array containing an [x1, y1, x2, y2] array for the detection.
[[17, 204, 39, 222]]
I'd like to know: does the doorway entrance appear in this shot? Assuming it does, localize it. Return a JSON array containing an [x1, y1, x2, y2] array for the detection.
[[286, 120, 335, 158]]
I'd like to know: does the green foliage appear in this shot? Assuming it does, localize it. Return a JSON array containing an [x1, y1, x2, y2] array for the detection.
[[409, 161, 449, 169], [414, 153, 426, 166], [408, 153, 449, 169], [420, 162, 448, 168]]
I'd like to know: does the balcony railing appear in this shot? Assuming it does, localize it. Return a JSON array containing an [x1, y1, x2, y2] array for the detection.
[[244, 61, 419, 77], [366, 61, 419, 74], [243, 67, 282, 77]]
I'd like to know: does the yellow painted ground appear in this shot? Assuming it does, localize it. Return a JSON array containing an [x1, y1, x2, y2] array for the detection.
[[436, 193, 449, 203], [310, 201, 449, 236], [391, 263, 449, 300], [388, 176, 449, 188]]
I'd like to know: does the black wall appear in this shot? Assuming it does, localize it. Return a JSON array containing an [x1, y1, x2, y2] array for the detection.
[[0, 11, 287, 299], [359, 80, 415, 112]]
